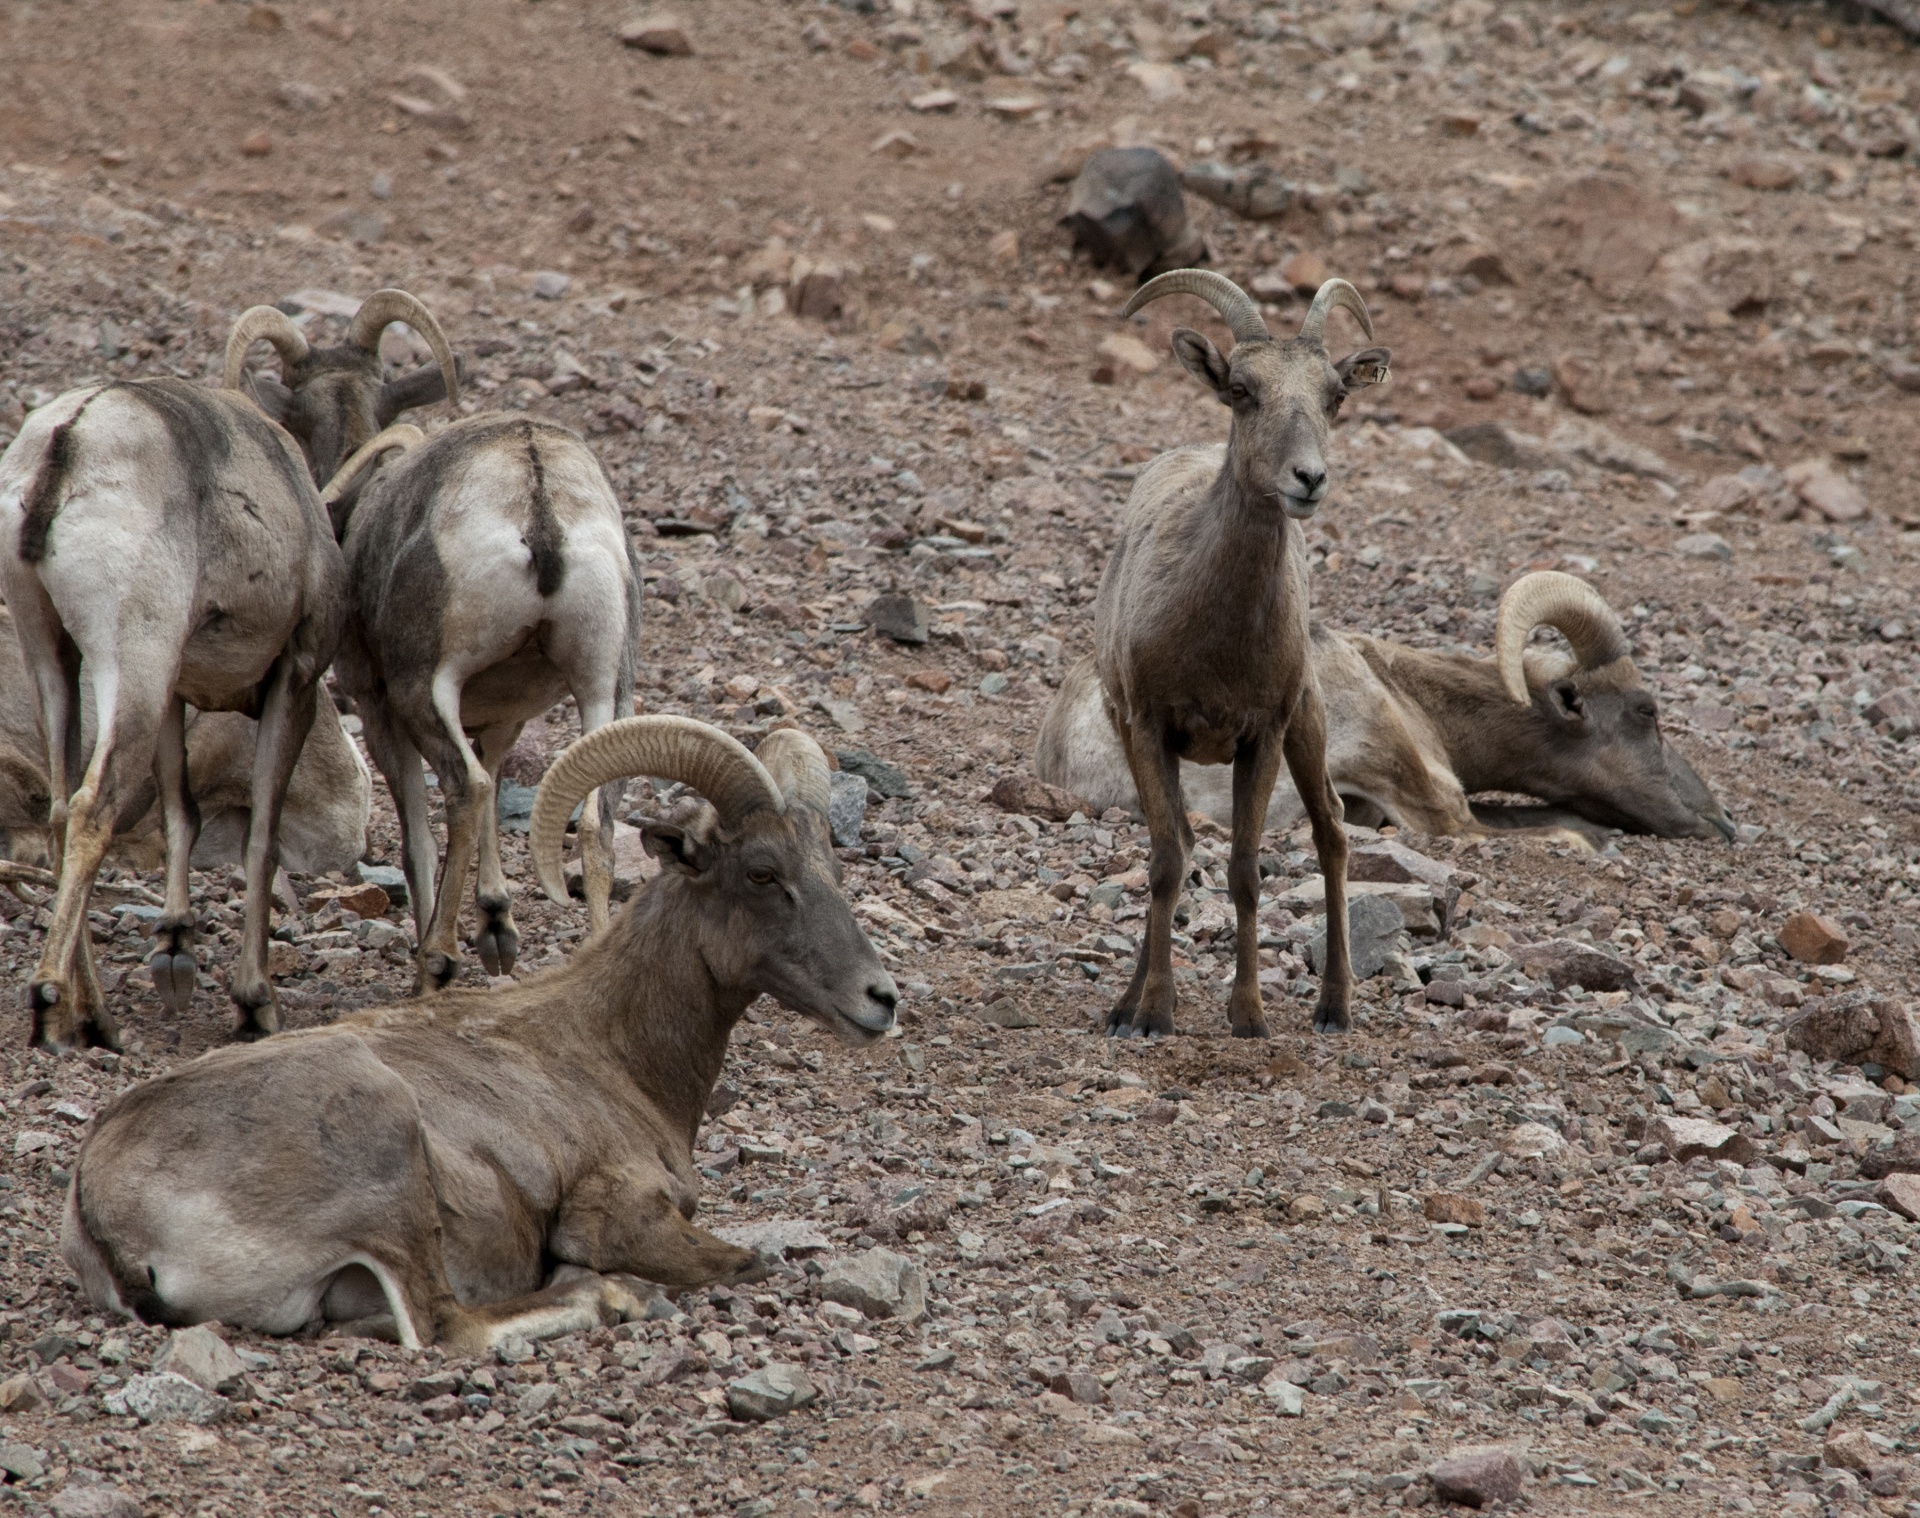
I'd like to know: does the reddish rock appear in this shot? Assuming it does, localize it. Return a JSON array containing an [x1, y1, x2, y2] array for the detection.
[[989, 774, 1087, 823], [1730, 156, 1800, 190], [1779, 911, 1848, 964], [1876, 1173, 1920, 1222], [306, 882, 391, 918], [1649, 1115, 1754, 1165], [1422, 1193, 1486, 1228], [1430, 1446, 1523, 1508], [1786, 991, 1920, 1080]]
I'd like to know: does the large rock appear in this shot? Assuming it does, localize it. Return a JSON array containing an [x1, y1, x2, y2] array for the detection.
[[1860, 1133, 1920, 1180], [827, 771, 868, 848], [718, 1218, 833, 1262], [1305, 892, 1411, 980], [1786, 991, 1920, 1080], [1784, 458, 1867, 523], [1652, 236, 1773, 323], [1515, 939, 1639, 993], [818, 1247, 927, 1323], [1430, 1446, 1524, 1508], [152, 1325, 247, 1396], [1062, 147, 1206, 280], [49, 1487, 144, 1518], [726, 1364, 818, 1422], [1442, 421, 1559, 472], [862, 594, 928, 645], [103, 1371, 222, 1425], [1347, 839, 1454, 889], [989, 773, 1086, 823], [1779, 911, 1849, 964], [1540, 174, 1687, 300], [1875, 1173, 1920, 1222], [836, 750, 913, 800], [1648, 1116, 1754, 1165]]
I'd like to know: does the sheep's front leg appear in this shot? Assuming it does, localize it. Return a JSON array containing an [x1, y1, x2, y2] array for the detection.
[[228, 659, 319, 1039], [1227, 731, 1289, 1039], [149, 695, 201, 1016], [1282, 687, 1352, 1034], [470, 722, 522, 976], [1110, 720, 1190, 1039]]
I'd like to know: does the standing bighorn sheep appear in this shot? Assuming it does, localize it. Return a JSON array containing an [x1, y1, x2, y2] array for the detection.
[[228, 293, 638, 989], [63, 717, 898, 1354], [0, 607, 372, 878], [1039, 571, 1734, 847], [0, 376, 347, 1047], [1094, 271, 1389, 1039]]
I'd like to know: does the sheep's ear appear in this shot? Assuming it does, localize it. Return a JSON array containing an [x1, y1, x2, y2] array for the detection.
[[641, 821, 709, 876], [247, 374, 293, 424], [375, 354, 466, 424], [1170, 327, 1231, 402], [1335, 347, 1393, 391]]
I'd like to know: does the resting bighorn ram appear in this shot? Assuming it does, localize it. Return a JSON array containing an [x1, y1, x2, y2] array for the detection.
[[0, 372, 346, 1047], [63, 717, 898, 1353], [1095, 270, 1389, 1039], [0, 607, 372, 879], [229, 294, 639, 989], [1039, 571, 1735, 847]]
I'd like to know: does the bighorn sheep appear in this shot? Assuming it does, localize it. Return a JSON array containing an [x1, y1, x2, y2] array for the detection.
[[1039, 571, 1735, 847], [62, 717, 898, 1354], [228, 292, 637, 989], [0, 607, 372, 877], [0, 377, 347, 1048], [1093, 270, 1390, 1039]]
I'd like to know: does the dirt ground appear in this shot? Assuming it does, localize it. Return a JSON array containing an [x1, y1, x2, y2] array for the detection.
[[6, 0, 1920, 1513]]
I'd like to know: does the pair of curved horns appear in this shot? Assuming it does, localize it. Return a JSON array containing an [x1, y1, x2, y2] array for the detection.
[[1120, 270, 1374, 348], [1493, 571, 1633, 706], [529, 717, 833, 906], [222, 289, 460, 408]]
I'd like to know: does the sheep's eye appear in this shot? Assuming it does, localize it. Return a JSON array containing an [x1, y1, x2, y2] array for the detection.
[[1229, 383, 1250, 403], [1637, 703, 1658, 721], [747, 867, 777, 887]]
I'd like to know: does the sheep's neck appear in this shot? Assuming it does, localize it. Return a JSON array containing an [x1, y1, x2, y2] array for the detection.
[[560, 881, 752, 1149], [1378, 647, 1546, 792], [1191, 462, 1293, 618]]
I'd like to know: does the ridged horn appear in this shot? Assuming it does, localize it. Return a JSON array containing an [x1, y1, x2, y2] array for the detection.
[[348, 289, 460, 408], [1297, 278, 1374, 346], [222, 306, 311, 392], [529, 717, 783, 905], [1121, 269, 1268, 345], [1494, 571, 1633, 706], [756, 728, 833, 817], [319, 425, 423, 507]]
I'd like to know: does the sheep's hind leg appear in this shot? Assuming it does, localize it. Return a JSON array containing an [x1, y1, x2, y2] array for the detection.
[[148, 696, 200, 1016], [1282, 691, 1352, 1034], [470, 722, 522, 977], [1110, 722, 1188, 1039], [1226, 732, 1289, 1039]]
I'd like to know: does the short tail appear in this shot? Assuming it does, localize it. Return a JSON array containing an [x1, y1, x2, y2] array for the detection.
[[522, 422, 566, 597]]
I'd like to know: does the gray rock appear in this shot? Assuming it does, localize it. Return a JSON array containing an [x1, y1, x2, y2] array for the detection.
[[1306, 892, 1409, 980], [727, 1363, 818, 1422], [835, 750, 913, 799], [863, 593, 929, 644], [532, 270, 572, 300], [828, 770, 869, 847], [1430, 1446, 1523, 1507], [496, 779, 539, 834], [1515, 938, 1640, 993], [1180, 160, 1293, 219], [975, 998, 1042, 1030], [1675, 531, 1732, 561], [0, 1442, 45, 1482], [354, 861, 409, 906], [50, 1486, 143, 1518], [103, 1371, 223, 1424], [718, 1218, 833, 1261], [1063, 147, 1205, 280], [818, 1247, 927, 1323], [152, 1325, 247, 1395]]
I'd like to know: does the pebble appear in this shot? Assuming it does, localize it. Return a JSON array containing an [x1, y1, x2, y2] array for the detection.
[[619, 11, 693, 55], [531, 270, 572, 301], [1675, 532, 1732, 561]]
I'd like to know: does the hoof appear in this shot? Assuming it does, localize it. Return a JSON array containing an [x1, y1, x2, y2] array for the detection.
[[474, 919, 519, 978], [231, 1000, 281, 1042], [1311, 1004, 1351, 1035], [421, 950, 459, 991], [149, 950, 198, 1015], [1104, 1005, 1138, 1037], [1231, 1023, 1271, 1039]]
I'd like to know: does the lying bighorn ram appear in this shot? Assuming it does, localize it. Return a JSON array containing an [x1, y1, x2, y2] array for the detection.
[[0, 374, 346, 1047], [1039, 571, 1735, 847], [63, 717, 898, 1353], [1094, 270, 1390, 1039], [0, 608, 372, 878], [230, 294, 639, 989]]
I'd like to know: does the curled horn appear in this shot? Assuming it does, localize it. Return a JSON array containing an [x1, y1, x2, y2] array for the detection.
[[347, 289, 460, 408], [320, 425, 423, 508], [223, 306, 311, 392], [1297, 278, 1374, 346], [1494, 571, 1633, 706], [1121, 269, 1269, 346], [755, 728, 833, 817], [529, 716, 783, 905]]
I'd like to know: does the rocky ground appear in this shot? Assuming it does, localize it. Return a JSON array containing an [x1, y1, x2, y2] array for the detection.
[[7, 0, 1920, 1513]]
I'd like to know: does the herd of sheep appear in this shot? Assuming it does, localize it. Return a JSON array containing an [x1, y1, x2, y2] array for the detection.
[[0, 272, 1730, 1352]]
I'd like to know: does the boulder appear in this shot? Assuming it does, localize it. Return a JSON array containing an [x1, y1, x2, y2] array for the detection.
[[1785, 991, 1920, 1080], [818, 1247, 927, 1323], [1305, 891, 1413, 980], [1779, 911, 1848, 964], [862, 594, 928, 645], [1875, 1173, 1920, 1222], [1062, 147, 1206, 281], [1430, 1446, 1524, 1508], [1649, 1116, 1754, 1164]]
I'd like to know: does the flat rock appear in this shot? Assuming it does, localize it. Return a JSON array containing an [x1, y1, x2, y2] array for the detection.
[[1306, 891, 1414, 979], [1442, 421, 1559, 471], [152, 1326, 247, 1395], [49, 1488, 144, 1518], [1430, 1446, 1524, 1508], [1347, 839, 1455, 888], [718, 1219, 833, 1260], [1779, 910, 1848, 964], [975, 998, 1043, 1029], [618, 10, 693, 54], [1285, 877, 1443, 940], [726, 1364, 817, 1422], [818, 1247, 927, 1323], [1515, 939, 1639, 993], [103, 1371, 222, 1425], [1649, 1116, 1753, 1164]]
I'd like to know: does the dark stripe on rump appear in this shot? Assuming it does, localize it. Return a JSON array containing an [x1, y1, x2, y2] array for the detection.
[[522, 421, 567, 598], [18, 389, 109, 564]]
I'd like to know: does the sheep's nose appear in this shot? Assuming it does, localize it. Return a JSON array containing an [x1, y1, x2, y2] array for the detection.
[[852, 975, 899, 1033], [1293, 465, 1326, 495]]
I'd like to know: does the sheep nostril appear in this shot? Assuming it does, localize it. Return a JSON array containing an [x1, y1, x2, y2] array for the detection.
[[1293, 467, 1326, 493]]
